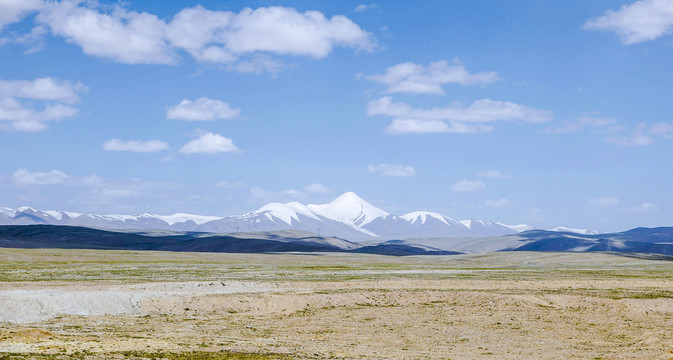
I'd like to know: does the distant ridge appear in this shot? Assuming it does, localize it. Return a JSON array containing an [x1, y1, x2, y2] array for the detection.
[[0, 225, 458, 256], [1, 192, 596, 241], [0, 225, 671, 256]]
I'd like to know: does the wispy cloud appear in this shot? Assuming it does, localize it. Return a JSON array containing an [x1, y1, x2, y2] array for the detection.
[[385, 119, 493, 134], [619, 202, 659, 213], [545, 116, 617, 134], [305, 183, 331, 193], [102, 139, 169, 153], [0, 77, 85, 104], [368, 163, 416, 177], [484, 198, 511, 208], [0, 77, 86, 132], [450, 179, 485, 192], [583, 0, 673, 44], [354, 4, 378, 12], [250, 187, 305, 202], [650, 122, 673, 139], [367, 60, 499, 95], [368, 97, 551, 134], [12, 168, 67, 186], [606, 134, 654, 147], [590, 197, 620, 207], [475, 170, 512, 179], [215, 181, 246, 188], [167, 98, 240, 121]]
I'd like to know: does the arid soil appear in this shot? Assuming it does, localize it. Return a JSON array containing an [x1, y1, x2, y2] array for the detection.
[[1, 249, 673, 359]]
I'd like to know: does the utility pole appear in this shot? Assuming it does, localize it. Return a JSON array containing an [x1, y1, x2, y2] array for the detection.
[[316, 228, 321, 236]]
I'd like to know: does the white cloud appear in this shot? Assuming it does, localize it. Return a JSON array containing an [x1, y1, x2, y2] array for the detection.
[[385, 119, 493, 134], [305, 183, 331, 193], [206, 6, 374, 58], [0, 0, 44, 30], [368, 97, 551, 134], [606, 134, 654, 146], [367, 60, 499, 95], [167, 5, 374, 62], [12, 168, 67, 185], [590, 197, 621, 207], [0, 77, 85, 104], [1, 24, 48, 53], [475, 170, 512, 179], [31, 3, 374, 68], [368, 97, 552, 123], [10, 168, 185, 211], [368, 163, 416, 177], [583, 0, 673, 44], [0, 96, 78, 132], [226, 54, 285, 74], [619, 202, 659, 213], [166, 97, 240, 121], [354, 4, 378, 12], [450, 179, 485, 192], [180, 132, 238, 154], [545, 116, 617, 134], [250, 187, 305, 202], [37, 1, 175, 64], [0, 77, 85, 131], [102, 139, 169, 153], [484, 198, 511, 208], [215, 181, 246, 188], [650, 122, 673, 138]]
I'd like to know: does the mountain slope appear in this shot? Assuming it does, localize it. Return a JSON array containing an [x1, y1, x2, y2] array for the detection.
[[0, 192, 524, 241], [0, 225, 450, 256]]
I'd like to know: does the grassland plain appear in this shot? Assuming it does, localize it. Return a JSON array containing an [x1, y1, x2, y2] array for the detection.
[[1, 249, 673, 359]]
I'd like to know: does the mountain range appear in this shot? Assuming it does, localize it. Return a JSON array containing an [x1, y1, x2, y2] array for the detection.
[[0, 225, 671, 257], [0, 192, 530, 241]]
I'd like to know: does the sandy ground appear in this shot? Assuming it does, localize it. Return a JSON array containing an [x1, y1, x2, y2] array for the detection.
[[1, 249, 673, 359]]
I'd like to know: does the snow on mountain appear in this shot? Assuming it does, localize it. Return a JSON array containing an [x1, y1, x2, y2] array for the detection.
[[308, 192, 389, 226], [149, 213, 222, 225], [43, 210, 82, 221], [0, 208, 16, 217], [247, 202, 321, 225], [500, 223, 534, 232], [459, 219, 517, 236], [0, 192, 528, 240], [550, 227, 599, 235], [401, 211, 450, 225]]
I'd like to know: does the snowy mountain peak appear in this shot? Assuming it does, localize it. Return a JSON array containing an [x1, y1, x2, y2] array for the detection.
[[550, 227, 599, 235], [460, 219, 488, 229], [500, 223, 534, 232], [308, 192, 389, 226], [252, 202, 322, 225], [0, 195, 529, 240], [401, 211, 451, 225]]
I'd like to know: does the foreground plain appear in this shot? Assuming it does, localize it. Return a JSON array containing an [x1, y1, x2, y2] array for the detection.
[[1, 249, 673, 359]]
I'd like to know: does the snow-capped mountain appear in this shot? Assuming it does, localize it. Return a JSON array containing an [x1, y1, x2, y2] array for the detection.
[[0, 192, 528, 241], [549, 227, 599, 235]]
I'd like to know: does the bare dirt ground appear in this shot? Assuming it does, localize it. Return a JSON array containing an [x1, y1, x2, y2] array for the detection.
[[1, 249, 673, 359]]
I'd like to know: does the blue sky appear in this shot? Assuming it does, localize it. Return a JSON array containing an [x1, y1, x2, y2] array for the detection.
[[1, 0, 672, 232]]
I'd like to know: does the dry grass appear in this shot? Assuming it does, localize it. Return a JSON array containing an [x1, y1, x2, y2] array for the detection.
[[1, 249, 673, 359]]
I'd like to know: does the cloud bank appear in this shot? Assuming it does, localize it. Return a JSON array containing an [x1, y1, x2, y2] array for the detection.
[[584, 0, 673, 44], [1, 2, 375, 70], [367, 60, 499, 95]]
